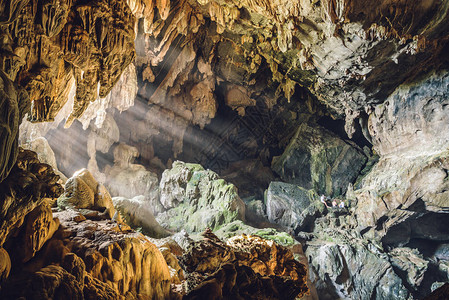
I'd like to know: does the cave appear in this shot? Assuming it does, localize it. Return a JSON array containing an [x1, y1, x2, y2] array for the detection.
[[1, 0, 449, 299]]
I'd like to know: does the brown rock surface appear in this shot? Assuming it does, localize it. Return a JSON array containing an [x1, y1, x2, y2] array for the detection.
[[179, 229, 309, 299], [1, 264, 84, 300], [0, 148, 62, 246], [0, 0, 136, 182], [18, 203, 60, 262], [51, 209, 172, 299], [0, 248, 11, 283]]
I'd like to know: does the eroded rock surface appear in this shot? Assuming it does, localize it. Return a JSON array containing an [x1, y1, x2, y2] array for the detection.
[[266, 182, 324, 232], [0, 0, 136, 182], [58, 168, 115, 219], [0, 148, 62, 246], [156, 161, 246, 233], [272, 123, 367, 196], [180, 229, 309, 299]]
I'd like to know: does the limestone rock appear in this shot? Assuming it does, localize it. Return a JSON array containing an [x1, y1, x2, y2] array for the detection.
[[104, 144, 163, 215], [353, 73, 449, 252], [272, 123, 367, 196], [180, 229, 309, 299], [0, 264, 84, 299], [112, 196, 171, 238], [389, 247, 428, 289], [0, 149, 63, 246], [157, 161, 245, 233], [307, 242, 410, 299], [58, 169, 115, 218], [184, 262, 306, 300], [20, 136, 67, 183], [51, 209, 173, 299], [266, 182, 323, 232], [61, 253, 86, 290], [83, 273, 124, 300], [159, 161, 204, 210], [0, 70, 29, 182], [0, 248, 10, 283], [17, 203, 60, 262]]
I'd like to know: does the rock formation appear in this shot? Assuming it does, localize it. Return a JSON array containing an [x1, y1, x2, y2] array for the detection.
[[2, 0, 449, 299], [156, 161, 246, 233]]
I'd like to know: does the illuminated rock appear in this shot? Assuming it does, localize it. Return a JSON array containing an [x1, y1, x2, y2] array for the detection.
[[157, 161, 245, 233]]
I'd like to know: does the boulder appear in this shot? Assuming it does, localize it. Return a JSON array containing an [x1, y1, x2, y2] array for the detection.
[[159, 161, 204, 209], [266, 182, 323, 232], [306, 242, 410, 300], [112, 196, 171, 238], [17, 203, 60, 262], [58, 169, 115, 218], [156, 161, 245, 233], [272, 123, 366, 196]]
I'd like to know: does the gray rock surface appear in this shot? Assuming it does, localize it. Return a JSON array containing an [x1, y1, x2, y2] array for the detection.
[[266, 182, 323, 232], [307, 241, 410, 300], [156, 161, 245, 233], [104, 143, 163, 215], [112, 195, 171, 238], [272, 123, 367, 196]]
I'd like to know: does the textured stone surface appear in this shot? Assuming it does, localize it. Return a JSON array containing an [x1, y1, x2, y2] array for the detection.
[[16, 203, 60, 262], [307, 241, 410, 300], [0, 0, 136, 182], [51, 209, 172, 299], [20, 136, 67, 183], [1, 264, 84, 299], [104, 144, 163, 216], [58, 169, 115, 219], [0, 248, 11, 283], [272, 123, 367, 196], [0, 149, 63, 246], [179, 229, 309, 299], [157, 161, 245, 233], [112, 196, 170, 238], [266, 181, 323, 232]]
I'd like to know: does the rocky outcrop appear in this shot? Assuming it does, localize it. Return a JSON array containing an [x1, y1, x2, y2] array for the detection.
[[0, 151, 184, 299], [272, 123, 367, 196], [112, 195, 171, 238], [50, 209, 172, 299], [0, 148, 62, 246], [103, 144, 163, 215], [266, 182, 325, 232], [179, 229, 309, 299], [307, 241, 410, 300], [0, 70, 29, 182], [351, 72, 449, 252], [58, 169, 115, 219], [15, 203, 60, 263], [156, 161, 245, 233], [20, 136, 67, 183]]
